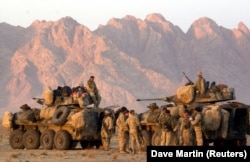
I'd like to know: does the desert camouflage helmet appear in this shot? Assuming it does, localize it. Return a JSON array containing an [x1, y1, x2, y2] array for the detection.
[[197, 71, 202, 76], [147, 103, 158, 109], [104, 110, 110, 114], [20, 104, 31, 110]]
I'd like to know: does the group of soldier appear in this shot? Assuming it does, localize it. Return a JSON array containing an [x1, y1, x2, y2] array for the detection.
[[99, 71, 206, 152], [157, 104, 204, 146], [100, 102, 204, 153], [155, 71, 205, 146], [101, 106, 143, 154]]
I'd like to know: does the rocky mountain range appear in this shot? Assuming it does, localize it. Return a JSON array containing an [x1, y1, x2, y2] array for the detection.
[[0, 13, 250, 116]]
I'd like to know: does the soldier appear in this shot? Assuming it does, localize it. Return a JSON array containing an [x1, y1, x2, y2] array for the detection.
[[146, 103, 161, 142], [158, 105, 167, 120], [125, 110, 142, 154], [76, 83, 89, 108], [194, 71, 206, 97], [116, 107, 130, 154], [158, 109, 176, 146], [190, 106, 203, 146], [101, 110, 114, 151], [85, 76, 101, 108], [179, 110, 193, 146]]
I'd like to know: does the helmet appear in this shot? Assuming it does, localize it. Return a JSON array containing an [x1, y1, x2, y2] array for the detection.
[[197, 71, 202, 76], [194, 106, 202, 112], [20, 104, 31, 110], [120, 106, 128, 112], [147, 103, 158, 109], [104, 110, 110, 114]]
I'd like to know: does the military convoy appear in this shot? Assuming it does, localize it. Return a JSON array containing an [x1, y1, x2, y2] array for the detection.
[[2, 85, 116, 150], [2, 74, 250, 151], [137, 77, 250, 147]]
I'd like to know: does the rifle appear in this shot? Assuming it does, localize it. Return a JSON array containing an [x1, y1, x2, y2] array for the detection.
[[182, 72, 194, 85]]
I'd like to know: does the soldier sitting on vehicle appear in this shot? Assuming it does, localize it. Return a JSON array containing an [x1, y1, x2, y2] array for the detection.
[[85, 76, 101, 108], [74, 82, 90, 108]]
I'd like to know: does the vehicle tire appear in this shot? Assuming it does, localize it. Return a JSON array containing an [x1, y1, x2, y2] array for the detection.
[[54, 130, 71, 150], [140, 130, 151, 151], [9, 129, 25, 149], [23, 130, 40, 149], [40, 129, 55, 150], [52, 106, 70, 126], [151, 130, 161, 146]]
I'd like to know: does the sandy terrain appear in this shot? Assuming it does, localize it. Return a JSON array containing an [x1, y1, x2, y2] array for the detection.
[[0, 120, 146, 162]]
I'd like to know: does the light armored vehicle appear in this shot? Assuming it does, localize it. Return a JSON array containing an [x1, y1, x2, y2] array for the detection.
[[2, 85, 116, 150], [136, 76, 250, 147]]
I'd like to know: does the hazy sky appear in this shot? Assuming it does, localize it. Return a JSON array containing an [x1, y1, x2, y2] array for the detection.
[[0, 0, 249, 32]]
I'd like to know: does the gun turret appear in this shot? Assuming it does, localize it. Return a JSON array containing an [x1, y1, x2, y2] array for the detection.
[[183, 72, 194, 85], [136, 97, 167, 102], [137, 95, 182, 106]]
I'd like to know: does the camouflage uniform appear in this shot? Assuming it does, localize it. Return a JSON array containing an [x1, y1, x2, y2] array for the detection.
[[76, 86, 89, 108], [85, 76, 101, 108], [101, 111, 113, 151], [146, 103, 161, 144], [159, 109, 176, 146], [125, 110, 142, 154], [179, 111, 193, 146], [194, 71, 206, 96], [191, 107, 203, 146], [116, 110, 129, 153]]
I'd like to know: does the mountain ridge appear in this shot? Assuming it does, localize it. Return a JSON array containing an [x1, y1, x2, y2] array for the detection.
[[0, 13, 250, 116]]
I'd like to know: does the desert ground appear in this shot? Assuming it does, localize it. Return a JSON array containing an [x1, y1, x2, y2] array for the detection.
[[0, 119, 146, 162], [1, 119, 250, 162]]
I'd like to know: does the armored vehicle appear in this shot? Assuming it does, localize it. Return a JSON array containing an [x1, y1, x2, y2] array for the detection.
[[136, 78, 250, 147], [2, 85, 116, 150]]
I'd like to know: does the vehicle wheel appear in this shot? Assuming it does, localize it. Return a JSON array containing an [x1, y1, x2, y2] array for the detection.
[[52, 106, 70, 126], [9, 129, 25, 149], [40, 129, 55, 150], [54, 130, 71, 150], [151, 130, 161, 146], [140, 130, 151, 151], [23, 130, 40, 149]]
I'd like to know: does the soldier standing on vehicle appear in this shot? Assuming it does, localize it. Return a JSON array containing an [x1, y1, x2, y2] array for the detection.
[[101, 110, 114, 151], [190, 106, 203, 146], [159, 109, 176, 146], [194, 71, 206, 97], [85, 76, 101, 108], [116, 107, 130, 154], [179, 110, 194, 146], [125, 110, 142, 154]]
